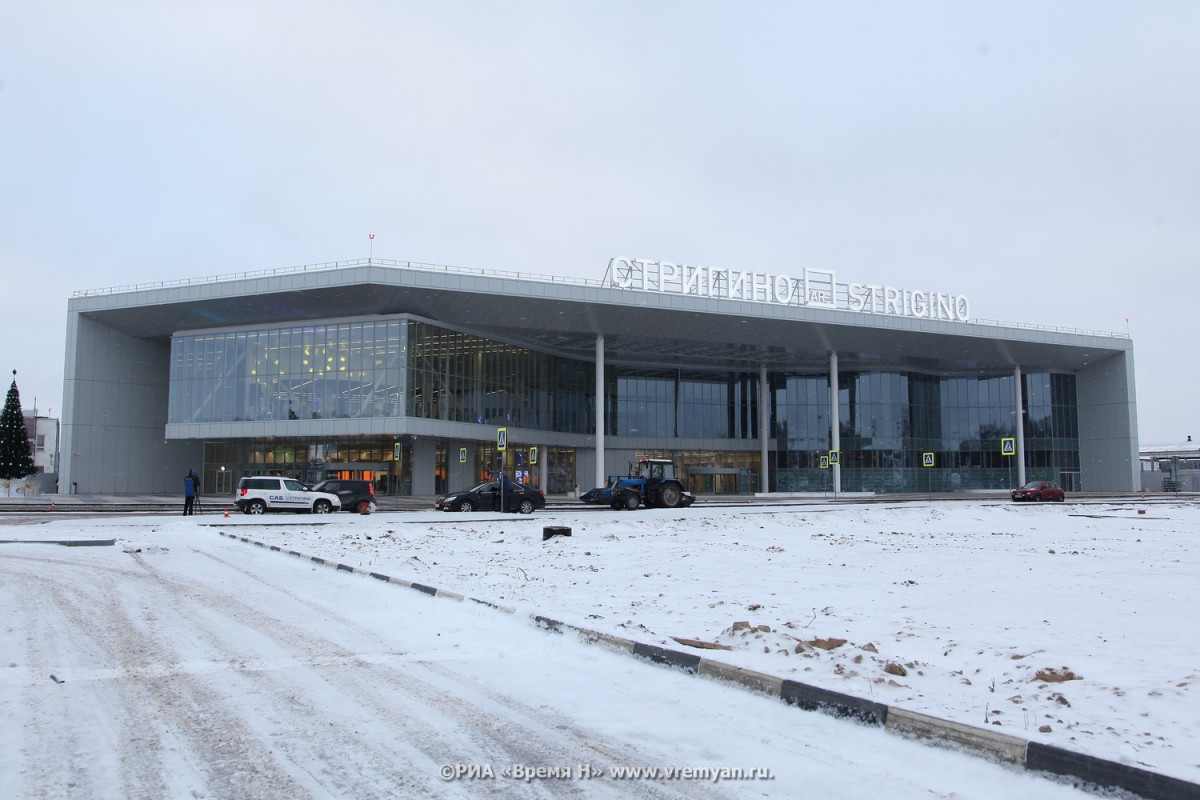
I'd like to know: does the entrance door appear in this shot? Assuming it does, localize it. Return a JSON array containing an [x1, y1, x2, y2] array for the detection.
[[214, 468, 234, 496]]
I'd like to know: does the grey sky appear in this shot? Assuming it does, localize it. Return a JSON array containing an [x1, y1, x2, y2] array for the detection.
[[3, 1, 1196, 443]]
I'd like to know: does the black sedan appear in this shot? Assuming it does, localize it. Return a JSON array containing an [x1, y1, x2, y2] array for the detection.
[[1011, 480, 1066, 502], [435, 481, 546, 514]]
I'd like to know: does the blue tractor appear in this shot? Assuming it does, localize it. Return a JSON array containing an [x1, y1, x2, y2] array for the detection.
[[582, 458, 694, 510]]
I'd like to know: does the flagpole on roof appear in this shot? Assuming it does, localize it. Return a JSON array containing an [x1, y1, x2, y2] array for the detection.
[[368, 233, 375, 264]]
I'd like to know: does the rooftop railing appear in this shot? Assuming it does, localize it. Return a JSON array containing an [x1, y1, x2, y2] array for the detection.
[[71, 258, 606, 298]]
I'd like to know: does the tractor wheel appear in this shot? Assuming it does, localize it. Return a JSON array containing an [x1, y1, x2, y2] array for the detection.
[[659, 483, 682, 508], [622, 491, 640, 511]]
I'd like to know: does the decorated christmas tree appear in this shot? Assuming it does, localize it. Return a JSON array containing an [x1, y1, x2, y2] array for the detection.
[[0, 370, 36, 481]]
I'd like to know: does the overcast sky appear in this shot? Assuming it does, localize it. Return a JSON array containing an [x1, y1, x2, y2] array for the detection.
[[3, 1, 1197, 444]]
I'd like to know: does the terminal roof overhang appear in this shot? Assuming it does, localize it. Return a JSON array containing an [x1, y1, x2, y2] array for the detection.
[[70, 263, 1131, 375]]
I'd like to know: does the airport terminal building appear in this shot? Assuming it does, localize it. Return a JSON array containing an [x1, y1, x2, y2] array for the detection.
[[60, 258, 1139, 498]]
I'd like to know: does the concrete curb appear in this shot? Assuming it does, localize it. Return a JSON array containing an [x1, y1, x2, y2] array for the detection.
[[885, 707, 1027, 765], [217, 530, 1200, 800]]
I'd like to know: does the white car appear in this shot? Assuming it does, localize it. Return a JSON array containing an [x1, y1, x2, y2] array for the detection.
[[234, 476, 341, 515]]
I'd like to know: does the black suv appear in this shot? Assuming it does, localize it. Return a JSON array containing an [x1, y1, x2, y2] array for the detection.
[[309, 479, 376, 513]]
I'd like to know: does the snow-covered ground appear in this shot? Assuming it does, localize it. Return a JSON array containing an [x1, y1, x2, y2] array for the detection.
[[221, 499, 1200, 781], [2, 498, 1196, 797]]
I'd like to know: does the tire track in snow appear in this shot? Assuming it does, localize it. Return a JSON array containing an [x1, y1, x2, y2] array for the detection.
[[2, 552, 312, 799], [160, 543, 740, 799]]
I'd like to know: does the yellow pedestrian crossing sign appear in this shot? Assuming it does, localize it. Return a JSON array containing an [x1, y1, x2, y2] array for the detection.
[[819, 455, 830, 469], [829, 449, 840, 466], [529, 446, 538, 465], [459, 447, 467, 463], [922, 452, 935, 467], [497, 427, 507, 451], [1001, 438, 1016, 456]]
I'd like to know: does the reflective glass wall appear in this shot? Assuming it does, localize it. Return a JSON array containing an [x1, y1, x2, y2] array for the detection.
[[201, 438, 411, 495], [405, 322, 593, 432], [609, 369, 760, 439], [771, 370, 1078, 493], [1023, 373, 1081, 487], [170, 318, 1080, 496], [770, 375, 833, 491], [170, 319, 597, 434], [169, 320, 404, 423]]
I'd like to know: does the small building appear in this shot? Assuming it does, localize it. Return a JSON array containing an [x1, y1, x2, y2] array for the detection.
[[21, 410, 60, 494], [1139, 437, 1200, 492]]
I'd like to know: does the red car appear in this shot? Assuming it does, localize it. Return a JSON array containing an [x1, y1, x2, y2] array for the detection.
[[1011, 480, 1065, 502]]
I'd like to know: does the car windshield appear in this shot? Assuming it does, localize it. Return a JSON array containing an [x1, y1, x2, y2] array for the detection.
[[1020, 481, 1045, 489], [468, 482, 495, 493]]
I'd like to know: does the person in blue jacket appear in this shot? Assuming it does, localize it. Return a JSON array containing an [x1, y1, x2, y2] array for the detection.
[[498, 473, 517, 512], [183, 469, 200, 515]]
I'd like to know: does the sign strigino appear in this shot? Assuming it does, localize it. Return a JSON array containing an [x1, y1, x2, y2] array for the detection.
[[604, 257, 971, 322]]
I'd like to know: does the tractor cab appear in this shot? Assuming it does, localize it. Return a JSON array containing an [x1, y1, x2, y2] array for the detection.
[[637, 458, 677, 481]]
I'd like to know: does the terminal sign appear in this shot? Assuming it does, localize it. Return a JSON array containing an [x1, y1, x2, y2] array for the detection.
[[605, 258, 970, 322]]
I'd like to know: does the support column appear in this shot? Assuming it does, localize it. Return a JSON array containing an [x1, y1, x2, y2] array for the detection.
[[830, 352, 841, 494], [1014, 366, 1026, 487], [759, 365, 769, 494], [412, 438, 437, 496], [595, 336, 605, 489], [538, 447, 548, 494]]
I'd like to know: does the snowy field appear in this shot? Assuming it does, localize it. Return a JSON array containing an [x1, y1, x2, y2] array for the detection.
[[220, 498, 1199, 784], [1, 497, 1196, 798]]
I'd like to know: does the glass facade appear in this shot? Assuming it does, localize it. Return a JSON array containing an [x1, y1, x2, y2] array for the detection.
[[201, 437, 411, 496], [1023, 372, 1081, 488], [771, 370, 1078, 493], [771, 375, 834, 491], [169, 318, 596, 431], [405, 322, 592, 431], [169, 320, 404, 423], [169, 317, 1081, 496], [610, 369, 760, 439]]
